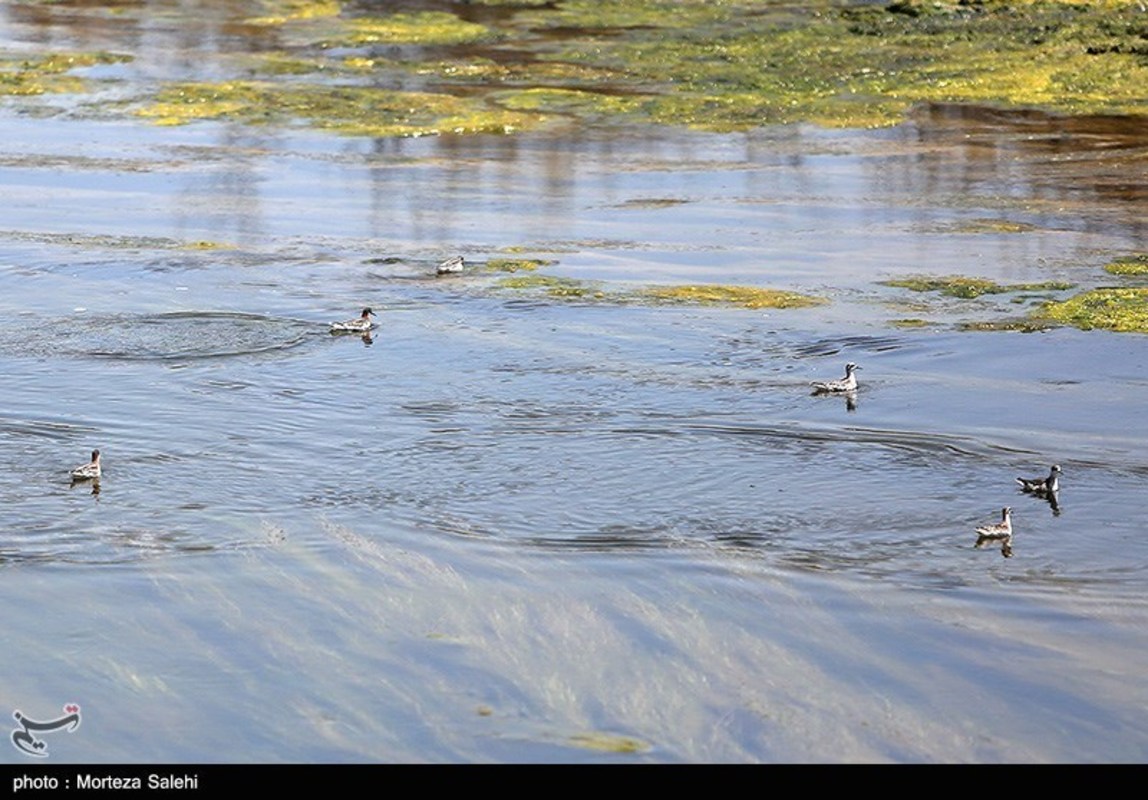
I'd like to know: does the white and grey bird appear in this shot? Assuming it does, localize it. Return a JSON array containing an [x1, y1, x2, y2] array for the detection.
[[812, 362, 860, 394], [70, 449, 102, 481], [974, 506, 1013, 558], [436, 255, 465, 275], [330, 307, 376, 333], [1016, 464, 1061, 496]]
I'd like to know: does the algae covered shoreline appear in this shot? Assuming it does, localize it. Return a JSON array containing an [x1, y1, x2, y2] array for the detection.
[[4, 0, 1147, 133]]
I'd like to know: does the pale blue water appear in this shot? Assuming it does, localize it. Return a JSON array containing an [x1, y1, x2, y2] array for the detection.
[[2, 2, 1147, 764]]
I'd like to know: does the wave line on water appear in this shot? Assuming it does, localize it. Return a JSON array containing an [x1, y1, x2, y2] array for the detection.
[[0, 311, 321, 362]]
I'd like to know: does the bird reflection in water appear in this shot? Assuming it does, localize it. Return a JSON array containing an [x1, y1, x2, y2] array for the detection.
[[70, 477, 100, 498]]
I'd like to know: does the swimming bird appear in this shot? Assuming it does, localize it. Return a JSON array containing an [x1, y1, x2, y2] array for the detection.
[[812, 362, 860, 394], [70, 449, 101, 481], [436, 255, 465, 275], [974, 507, 1013, 558], [330, 307, 376, 333], [1016, 464, 1061, 496]]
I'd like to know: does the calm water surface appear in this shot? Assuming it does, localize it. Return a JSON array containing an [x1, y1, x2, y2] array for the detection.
[[2, 3, 1148, 764]]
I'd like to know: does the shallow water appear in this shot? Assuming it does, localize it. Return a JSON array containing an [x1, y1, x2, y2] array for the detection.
[[3, 2, 1148, 764]]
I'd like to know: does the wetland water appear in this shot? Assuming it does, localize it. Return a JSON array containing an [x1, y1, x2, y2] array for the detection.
[[2, 2, 1148, 763]]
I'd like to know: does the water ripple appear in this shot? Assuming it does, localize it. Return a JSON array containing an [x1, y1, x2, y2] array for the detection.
[[0, 311, 317, 362]]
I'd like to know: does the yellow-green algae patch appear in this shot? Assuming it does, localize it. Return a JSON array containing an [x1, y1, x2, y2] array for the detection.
[[494, 278, 824, 309], [420, 59, 629, 89], [494, 87, 646, 118], [1038, 288, 1148, 333], [137, 81, 546, 136], [642, 284, 824, 310], [244, 0, 342, 26], [0, 51, 131, 96], [485, 258, 553, 273], [497, 274, 595, 298], [341, 13, 497, 46], [881, 275, 1074, 299], [180, 240, 235, 251], [517, 0, 745, 31], [1, 230, 215, 251], [568, 732, 650, 754], [1104, 255, 1148, 276]]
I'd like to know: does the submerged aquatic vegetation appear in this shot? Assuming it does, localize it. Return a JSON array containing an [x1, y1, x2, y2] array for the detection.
[[567, 732, 650, 754], [612, 198, 690, 210], [946, 219, 1039, 234], [882, 275, 1074, 299], [641, 284, 824, 309], [1038, 288, 1148, 333]]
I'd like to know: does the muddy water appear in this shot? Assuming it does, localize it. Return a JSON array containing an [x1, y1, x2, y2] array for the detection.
[[2, 3, 1148, 764]]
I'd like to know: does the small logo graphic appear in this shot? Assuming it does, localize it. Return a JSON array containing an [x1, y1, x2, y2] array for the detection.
[[11, 704, 81, 757]]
